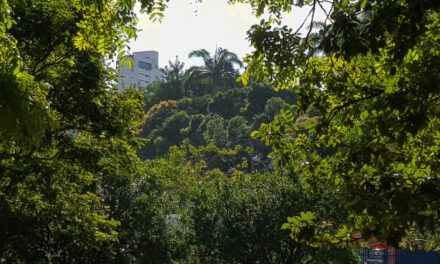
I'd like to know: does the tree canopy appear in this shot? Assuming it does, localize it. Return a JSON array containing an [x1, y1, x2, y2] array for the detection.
[[236, 0, 440, 249], [4, 0, 440, 262], [0, 0, 169, 261], [1, 0, 169, 146], [187, 47, 243, 91], [138, 70, 297, 165]]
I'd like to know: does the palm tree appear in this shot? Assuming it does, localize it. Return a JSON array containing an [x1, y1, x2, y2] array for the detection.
[[186, 47, 243, 89]]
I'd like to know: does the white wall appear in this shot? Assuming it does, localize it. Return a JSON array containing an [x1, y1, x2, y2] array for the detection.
[[117, 51, 163, 91]]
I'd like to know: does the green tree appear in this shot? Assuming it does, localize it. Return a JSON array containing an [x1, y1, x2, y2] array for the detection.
[[236, 0, 440, 249], [243, 81, 297, 121], [161, 56, 185, 83], [149, 110, 191, 156], [177, 95, 211, 115], [227, 116, 252, 148], [0, 0, 164, 261], [107, 165, 192, 264], [139, 141, 359, 263], [187, 47, 243, 92], [253, 97, 291, 129], [201, 114, 228, 148], [208, 87, 248, 119], [0, 0, 169, 145], [190, 173, 358, 264], [142, 57, 187, 106]]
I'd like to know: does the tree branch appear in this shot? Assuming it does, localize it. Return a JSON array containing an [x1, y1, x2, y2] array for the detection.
[[327, 89, 385, 122]]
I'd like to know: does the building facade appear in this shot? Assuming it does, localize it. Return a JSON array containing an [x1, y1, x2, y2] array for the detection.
[[116, 51, 162, 91]]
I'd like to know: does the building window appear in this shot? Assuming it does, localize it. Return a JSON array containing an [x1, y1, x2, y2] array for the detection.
[[139, 61, 152, 71]]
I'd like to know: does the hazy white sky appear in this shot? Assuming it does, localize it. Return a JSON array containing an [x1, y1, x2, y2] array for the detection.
[[130, 0, 319, 69]]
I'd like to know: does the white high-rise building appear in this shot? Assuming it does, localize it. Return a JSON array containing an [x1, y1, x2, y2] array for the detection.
[[116, 51, 162, 91]]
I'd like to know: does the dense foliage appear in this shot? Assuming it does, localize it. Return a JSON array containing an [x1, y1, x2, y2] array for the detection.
[[4, 0, 440, 262], [236, 0, 440, 250], [143, 144, 359, 264], [0, 0, 171, 262], [138, 54, 297, 168], [1, 0, 349, 262]]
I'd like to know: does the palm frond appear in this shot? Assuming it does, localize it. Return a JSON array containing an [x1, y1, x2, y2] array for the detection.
[[188, 49, 211, 62], [186, 47, 243, 87]]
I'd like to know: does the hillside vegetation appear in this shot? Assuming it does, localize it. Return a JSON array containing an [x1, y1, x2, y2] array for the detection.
[[137, 52, 298, 170]]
